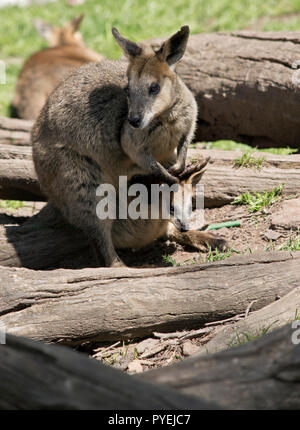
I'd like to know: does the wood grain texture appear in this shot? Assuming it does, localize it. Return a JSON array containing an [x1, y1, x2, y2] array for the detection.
[[0, 334, 211, 410], [0, 251, 299, 344], [197, 286, 300, 355], [141, 323, 300, 410], [173, 31, 300, 148]]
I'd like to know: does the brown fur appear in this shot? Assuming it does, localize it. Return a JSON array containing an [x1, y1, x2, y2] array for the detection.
[[12, 15, 103, 120], [32, 27, 198, 267], [113, 162, 227, 252]]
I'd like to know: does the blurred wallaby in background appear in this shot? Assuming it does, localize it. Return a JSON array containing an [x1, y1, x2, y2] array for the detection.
[[32, 26, 197, 267], [11, 14, 103, 120]]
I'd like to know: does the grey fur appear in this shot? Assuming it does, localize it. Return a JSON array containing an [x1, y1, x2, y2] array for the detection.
[[32, 28, 198, 267]]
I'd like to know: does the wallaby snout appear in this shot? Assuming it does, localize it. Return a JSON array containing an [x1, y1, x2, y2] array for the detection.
[[128, 115, 142, 128]]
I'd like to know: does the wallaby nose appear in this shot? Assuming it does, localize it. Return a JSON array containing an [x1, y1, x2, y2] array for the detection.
[[128, 116, 141, 128], [180, 227, 189, 232], [180, 224, 190, 232]]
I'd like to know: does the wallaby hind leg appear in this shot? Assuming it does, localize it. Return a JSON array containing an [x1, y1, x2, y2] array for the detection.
[[58, 193, 124, 267], [72, 210, 123, 267], [166, 223, 227, 251]]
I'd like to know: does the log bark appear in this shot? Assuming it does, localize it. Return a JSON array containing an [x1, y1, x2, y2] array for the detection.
[[151, 31, 300, 149], [141, 323, 300, 410], [0, 334, 210, 410], [0, 159, 44, 201], [0, 145, 299, 205], [0, 116, 32, 145], [0, 251, 299, 344], [1, 324, 299, 409], [197, 286, 300, 356]]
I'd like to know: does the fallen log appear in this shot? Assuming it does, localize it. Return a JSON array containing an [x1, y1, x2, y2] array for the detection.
[[0, 116, 32, 145], [3, 31, 300, 149], [151, 31, 300, 149], [0, 146, 299, 205], [197, 286, 300, 355], [141, 323, 300, 410], [1, 324, 299, 409], [0, 334, 210, 410], [0, 251, 299, 344], [0, 159, 44, 201]]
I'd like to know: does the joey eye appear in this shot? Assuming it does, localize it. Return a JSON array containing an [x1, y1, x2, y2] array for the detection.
[[169, 204, 174, 216], [149, 82, 160, 95], [124, 85, 129, 96]]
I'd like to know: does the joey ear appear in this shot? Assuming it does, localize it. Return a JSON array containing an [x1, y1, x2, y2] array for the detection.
[[156, 25, 189, 67], [112, 27, 142, 59], [189, 170, 206, 187], [68, 14, 84, 32], [33, 19, 55, 42]]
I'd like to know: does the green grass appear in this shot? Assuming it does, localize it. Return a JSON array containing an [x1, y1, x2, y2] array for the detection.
[[204, 140, 298, 154], [231, 184, 283, 212], [1, 0, 300, 117], [205, 246, 241, 262], [0, 199, 25, 210], [260, 147, 298, 155], [278, 233, 300, 251], [204, 140, 252, 152], [162, 254, 180, 266], [233, 151, 266, 170], [228, 321, 278, 348]]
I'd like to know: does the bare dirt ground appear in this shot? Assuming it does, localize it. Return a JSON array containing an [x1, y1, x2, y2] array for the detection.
[[1, 193, 298, 374]]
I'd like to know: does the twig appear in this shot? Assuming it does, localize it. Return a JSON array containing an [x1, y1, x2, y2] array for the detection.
[[205, 314, 245, 327], [93, 341, 121, 356], [245, 300, 257, 318]]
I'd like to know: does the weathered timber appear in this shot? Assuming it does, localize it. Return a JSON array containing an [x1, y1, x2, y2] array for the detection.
[[0, 251, 299, 343]]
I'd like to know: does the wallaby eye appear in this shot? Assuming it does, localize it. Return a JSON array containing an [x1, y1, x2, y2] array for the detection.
[[169, 204, 174, 215], [124, 85, 129, 96], [149, 82, 160, 95]]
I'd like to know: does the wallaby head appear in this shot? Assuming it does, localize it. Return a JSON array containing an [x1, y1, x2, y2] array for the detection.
[[131, 159, 208, 233], [33, 14, 84, 47], [112, 26, 190, 129]]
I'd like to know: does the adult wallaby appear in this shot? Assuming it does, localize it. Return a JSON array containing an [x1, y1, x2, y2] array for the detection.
[[32, 26, 198, 267], [11, 14, 103, 120]]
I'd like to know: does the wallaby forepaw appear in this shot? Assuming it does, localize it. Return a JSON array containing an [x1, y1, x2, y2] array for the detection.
[[168, 163, 184, 176]]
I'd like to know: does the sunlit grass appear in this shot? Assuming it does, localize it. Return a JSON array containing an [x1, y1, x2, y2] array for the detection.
[[231, 184, 284, 212]]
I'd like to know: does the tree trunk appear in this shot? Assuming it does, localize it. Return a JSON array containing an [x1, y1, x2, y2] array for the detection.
[[0, 251, 299, 344]]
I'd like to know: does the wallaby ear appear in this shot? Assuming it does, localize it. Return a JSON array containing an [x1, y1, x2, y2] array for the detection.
[[33, 19, 55, 42], [189, 169, 205, 187], [112, 27, 142, 59], [68, 14, 84, 33], [156, 26, 189, 67]]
